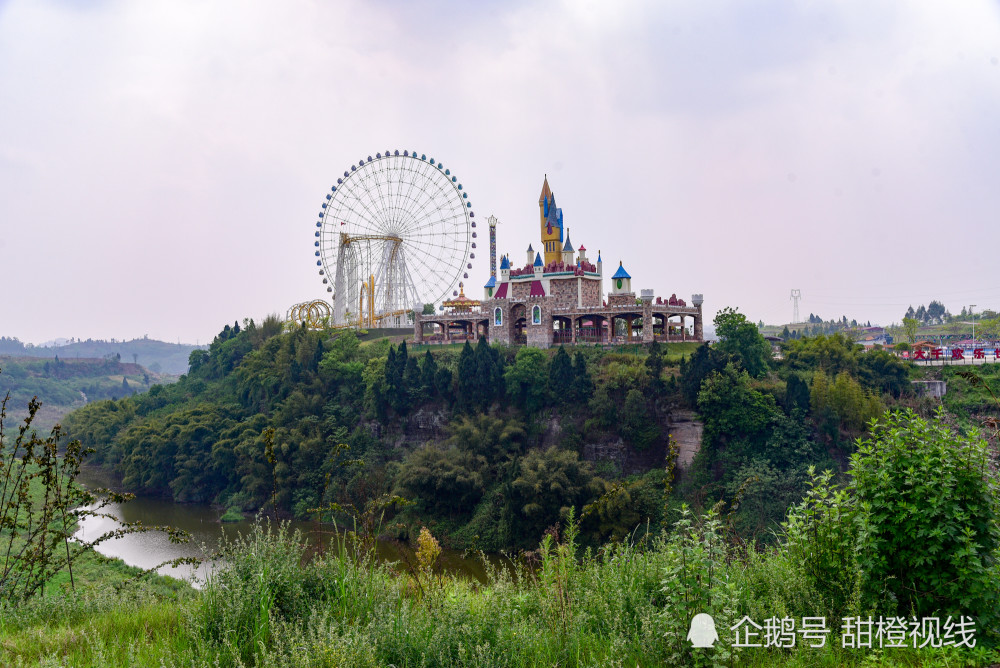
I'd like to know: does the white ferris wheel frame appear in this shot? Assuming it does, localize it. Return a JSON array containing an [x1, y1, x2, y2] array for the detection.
[[314, 150, 477, 326]]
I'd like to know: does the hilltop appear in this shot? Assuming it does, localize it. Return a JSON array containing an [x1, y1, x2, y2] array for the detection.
[[0, 336, 204, 375]]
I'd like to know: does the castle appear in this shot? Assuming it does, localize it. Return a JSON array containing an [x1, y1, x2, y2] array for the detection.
[[413, 176, 704, 348]]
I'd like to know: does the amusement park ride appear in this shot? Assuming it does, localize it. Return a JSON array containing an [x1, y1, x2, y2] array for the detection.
[[288, 150, 477, 329]]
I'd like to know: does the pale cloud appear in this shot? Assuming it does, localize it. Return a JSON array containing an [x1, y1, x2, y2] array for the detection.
[[1, 0, 998, 344]]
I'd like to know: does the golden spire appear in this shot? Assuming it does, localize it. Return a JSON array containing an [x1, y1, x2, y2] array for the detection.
[[539, 174, 552, 203]]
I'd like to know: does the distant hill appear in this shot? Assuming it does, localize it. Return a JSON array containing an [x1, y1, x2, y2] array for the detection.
[[0, 355, 179, 433], [0, 337, 204, 375]]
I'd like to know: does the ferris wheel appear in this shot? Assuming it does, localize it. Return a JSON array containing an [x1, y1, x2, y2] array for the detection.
[[314, 150, 477, 327]]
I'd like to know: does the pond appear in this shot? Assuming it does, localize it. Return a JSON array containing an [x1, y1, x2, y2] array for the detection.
[[73, 466, 507, 587]]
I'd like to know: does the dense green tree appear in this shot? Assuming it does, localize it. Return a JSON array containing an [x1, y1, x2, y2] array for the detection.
[[811, 371, 882, 434], [856, 349, 909, 398], [851, 409, 1000, 624], [447, 414, 527, 469], [434, 366, 454, 403], [404, 356, 419, 396], [509, 447, 602, 544], [713, 307, 771, 378], [644, 340, 665, 394], [571, 351, 594, 403], [697, 363, 780, 454], [504, 347, 549, 414], [473, 338, 501, 409], [678, 344, 727, 407], [620, 389, 659, 450], [784, 373, 811, 414], [395, 446, 487, 517], [782, 333, 859, 377], [420, 350, 438, 396], [548, 346, 574, 403], [456, 341, 476, 412]]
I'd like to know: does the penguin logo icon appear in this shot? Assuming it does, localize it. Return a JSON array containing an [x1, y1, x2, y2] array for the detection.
[[687, 613, 719, 648]]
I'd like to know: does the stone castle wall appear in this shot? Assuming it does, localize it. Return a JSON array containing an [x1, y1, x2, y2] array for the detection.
[[548, 278, 578, 308], [581, 278, 601, 307], [525, 298, 552, 348], [607, 293, 636, 307], [511, 280, 532, 301], [487, 302, 512, 344]]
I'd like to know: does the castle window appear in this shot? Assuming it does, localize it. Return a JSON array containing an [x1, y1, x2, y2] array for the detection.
[[494, 307, 502, 326], [532, 305, 541, 325]]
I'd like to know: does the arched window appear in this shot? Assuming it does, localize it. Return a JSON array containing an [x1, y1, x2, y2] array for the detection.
[[532, 305, 541, 325], [494, 307, 503, 326]]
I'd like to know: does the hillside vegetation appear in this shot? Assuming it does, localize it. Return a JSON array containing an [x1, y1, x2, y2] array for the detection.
[[0, 356, 174, 432], [4, 309, 1000, 665], [64, 311, 918, 551]]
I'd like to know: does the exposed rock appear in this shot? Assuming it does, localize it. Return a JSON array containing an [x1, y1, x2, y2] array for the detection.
[[669, 409, 703, 470], [583, 438, 626, 469]]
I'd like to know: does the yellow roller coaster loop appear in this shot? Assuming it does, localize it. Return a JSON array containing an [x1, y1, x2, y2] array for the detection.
[[286, 300, 333, 330]]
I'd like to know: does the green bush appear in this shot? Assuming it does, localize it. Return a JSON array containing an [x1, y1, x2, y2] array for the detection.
[[851, 409, 1000, 629]]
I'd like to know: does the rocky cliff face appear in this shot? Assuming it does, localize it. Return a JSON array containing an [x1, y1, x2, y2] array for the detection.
[[370, 405, 703, 477], [668, 409, 703, 470]]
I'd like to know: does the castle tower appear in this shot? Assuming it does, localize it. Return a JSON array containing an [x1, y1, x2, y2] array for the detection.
[[561, 230, 574, 266], [539, 175, 563, 265], [487, 215, 499, 280], [526, 244, 535, 267], [611, 261, 632, 294], [499, 254, 510, 281], [533, 252, 543, 278]]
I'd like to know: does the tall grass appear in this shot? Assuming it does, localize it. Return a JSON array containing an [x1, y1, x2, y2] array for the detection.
[[2, 512, 998, 667]]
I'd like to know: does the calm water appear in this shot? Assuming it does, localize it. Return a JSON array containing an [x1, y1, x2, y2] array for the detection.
[[73, 466, 504, 587]]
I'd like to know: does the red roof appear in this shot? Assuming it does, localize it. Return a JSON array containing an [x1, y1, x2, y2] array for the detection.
[[529, 280, 546, 297], [493, 282, 508, 299]]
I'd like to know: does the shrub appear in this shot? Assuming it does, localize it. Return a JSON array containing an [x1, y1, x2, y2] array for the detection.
[[851, 409, 1000, 628]]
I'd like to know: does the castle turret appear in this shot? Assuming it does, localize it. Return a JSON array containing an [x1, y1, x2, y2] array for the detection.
[[561, 230, 574, 266], [483, 275, 496, 300], [500, 254, 510, 281], [577, 244, 588, 264], [526, 244, 535, 267], [533, 252, 543, 278], [539, 175, 564, 265], [611, 261, 632, 294], [597, 250, 603, 276]]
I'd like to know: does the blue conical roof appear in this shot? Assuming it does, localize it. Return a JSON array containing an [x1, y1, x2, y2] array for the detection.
[[533, 252, 543, 267], [562, 230, 574, 252], [484, 275, 496, 288], [499, 255, 510, 270], [611, 261, 631, 280]]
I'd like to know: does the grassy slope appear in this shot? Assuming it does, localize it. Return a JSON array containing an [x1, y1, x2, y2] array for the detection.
[[1, 356, 178, 432], [1, 525, 995, 667]]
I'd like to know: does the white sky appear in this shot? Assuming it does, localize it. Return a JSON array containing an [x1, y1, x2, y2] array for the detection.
[[2, 0, 999, 344]]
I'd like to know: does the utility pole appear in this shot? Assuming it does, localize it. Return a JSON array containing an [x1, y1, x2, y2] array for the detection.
[[970, 304, 977, 345]]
